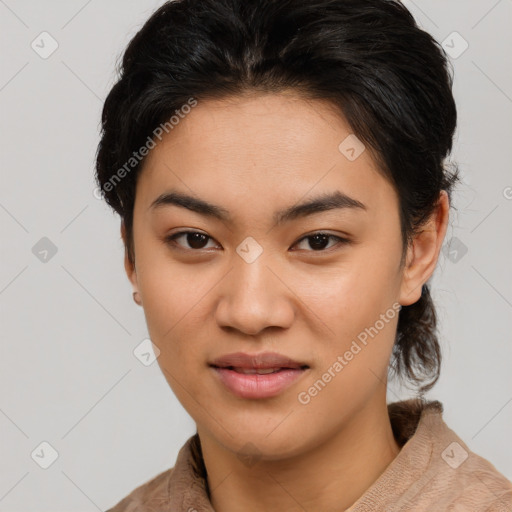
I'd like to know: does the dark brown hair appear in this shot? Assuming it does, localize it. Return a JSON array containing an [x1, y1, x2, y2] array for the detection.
[[95, 0, 459, 393]]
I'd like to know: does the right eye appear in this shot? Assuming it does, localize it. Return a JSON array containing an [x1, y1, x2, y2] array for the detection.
[[164, 230, 220, 251]]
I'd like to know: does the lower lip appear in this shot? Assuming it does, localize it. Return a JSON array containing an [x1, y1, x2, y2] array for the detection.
[[211, 366, 307, 399]]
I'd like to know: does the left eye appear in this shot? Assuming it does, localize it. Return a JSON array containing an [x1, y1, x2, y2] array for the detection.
[[165, 231, 348, 252], [292, 232, 348, 252]]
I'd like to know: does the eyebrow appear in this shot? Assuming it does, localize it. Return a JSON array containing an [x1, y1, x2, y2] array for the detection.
[[149, 190, 367, 224]]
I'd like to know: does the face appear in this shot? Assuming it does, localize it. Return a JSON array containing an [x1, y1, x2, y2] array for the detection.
[[124, 92, 433, 460]]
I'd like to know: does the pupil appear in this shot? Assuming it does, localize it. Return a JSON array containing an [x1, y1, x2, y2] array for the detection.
[[309, 234, 329, 250], [188, 233, 208, 249]]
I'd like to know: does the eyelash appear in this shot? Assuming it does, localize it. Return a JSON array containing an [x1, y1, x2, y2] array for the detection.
[[164, 230, 350, 253]]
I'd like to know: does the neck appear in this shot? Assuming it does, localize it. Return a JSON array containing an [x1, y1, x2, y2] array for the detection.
[[198, 395, 401, 512]]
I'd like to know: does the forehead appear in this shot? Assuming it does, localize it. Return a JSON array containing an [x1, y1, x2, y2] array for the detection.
[[147, 92, 365, 169], [135, 92, 397, 221]]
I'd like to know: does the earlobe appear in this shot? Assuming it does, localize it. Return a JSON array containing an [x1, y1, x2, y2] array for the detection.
[[399, 190, 450, 306], [132, 291, 142, 306]]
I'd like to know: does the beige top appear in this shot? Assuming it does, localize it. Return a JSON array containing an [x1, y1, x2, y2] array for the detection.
[[106, 399, 512, 511]]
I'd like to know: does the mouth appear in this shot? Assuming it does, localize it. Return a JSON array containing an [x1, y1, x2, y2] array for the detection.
[[213, 366, 308, 374], [209, 352, 309, 399]]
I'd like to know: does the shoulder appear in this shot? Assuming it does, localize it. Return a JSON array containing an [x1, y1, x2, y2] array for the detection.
[[384, 399, 512, 511], [436, 451, 512, 511], [412, 401, 512, 510], [104, 434, 205, 512], [105, 466, 174, 512]]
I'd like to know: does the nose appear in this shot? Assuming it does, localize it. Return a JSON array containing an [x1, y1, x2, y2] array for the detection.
[[215, 251, 295, 336]]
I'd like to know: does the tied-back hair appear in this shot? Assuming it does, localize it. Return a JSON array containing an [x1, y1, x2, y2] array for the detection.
[[95, 0, 460, 394]]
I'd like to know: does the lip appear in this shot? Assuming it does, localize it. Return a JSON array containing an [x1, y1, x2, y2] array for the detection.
[[210, 351, 309, 399]]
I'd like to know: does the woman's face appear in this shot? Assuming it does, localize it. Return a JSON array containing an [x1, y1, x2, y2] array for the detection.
[[125, 92, 423, 459]]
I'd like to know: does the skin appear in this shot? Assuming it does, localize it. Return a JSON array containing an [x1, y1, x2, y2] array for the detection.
[[121, 91, 449, 512]]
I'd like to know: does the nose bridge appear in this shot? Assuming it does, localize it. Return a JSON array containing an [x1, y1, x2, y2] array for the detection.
[[215, 238, 294, 334], [234, 243, 271, 297]]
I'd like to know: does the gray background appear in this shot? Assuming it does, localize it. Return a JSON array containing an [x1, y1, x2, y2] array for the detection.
[[1, 0, 511, 510]]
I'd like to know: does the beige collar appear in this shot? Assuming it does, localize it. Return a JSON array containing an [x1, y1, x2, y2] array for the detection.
[[167, 399, 443, 511]]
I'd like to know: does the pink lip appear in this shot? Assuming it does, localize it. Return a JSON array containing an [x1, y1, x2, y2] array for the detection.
[[210, 351, 309, 399]]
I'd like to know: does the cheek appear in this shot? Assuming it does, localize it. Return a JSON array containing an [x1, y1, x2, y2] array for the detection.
[[296, 249, 400, 331], [133, 243, 194, 354], [135, 232, 196, 315], [293, 247, 401, 391]]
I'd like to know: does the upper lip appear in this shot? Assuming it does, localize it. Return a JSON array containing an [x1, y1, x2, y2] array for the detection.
[[210, 351, 308, 370]]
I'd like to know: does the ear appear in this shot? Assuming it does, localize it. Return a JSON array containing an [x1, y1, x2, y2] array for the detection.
[[120, 220, 138, 292], [399, 190, 450, 306]]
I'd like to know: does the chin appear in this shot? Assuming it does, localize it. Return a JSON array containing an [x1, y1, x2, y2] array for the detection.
[[202, 409, 316, 463]]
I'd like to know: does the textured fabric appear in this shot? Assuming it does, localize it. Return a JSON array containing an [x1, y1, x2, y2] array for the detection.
[[106, 399, 512, 511]]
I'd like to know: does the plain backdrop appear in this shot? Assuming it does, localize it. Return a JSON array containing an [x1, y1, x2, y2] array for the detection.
[[1, 0, 511, 510]]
